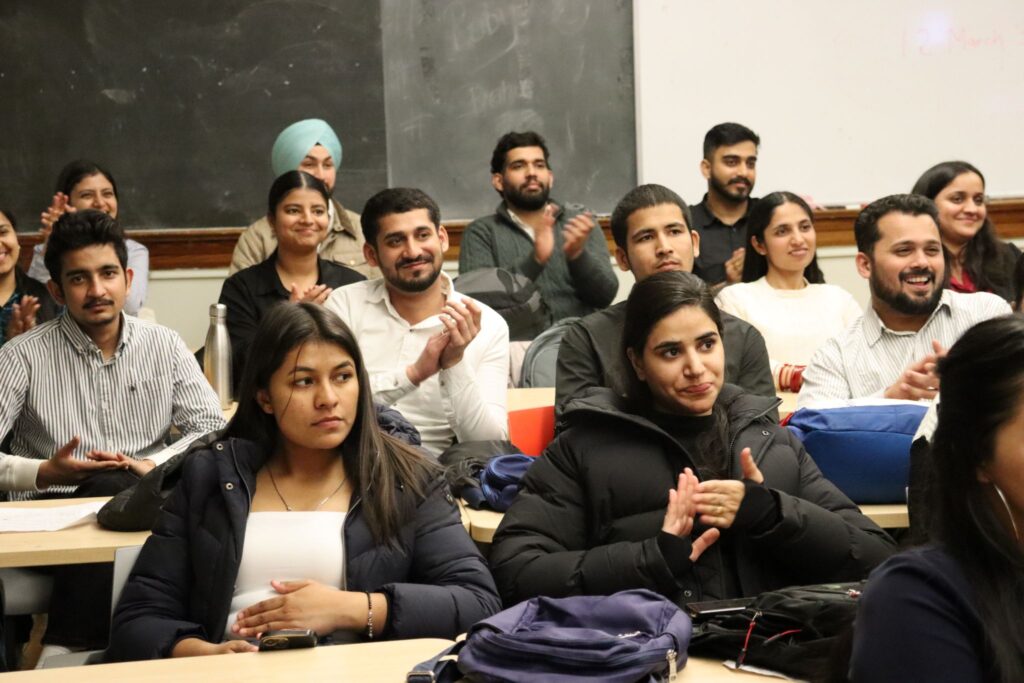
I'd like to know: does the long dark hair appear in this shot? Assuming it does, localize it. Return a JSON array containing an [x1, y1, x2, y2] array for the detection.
[[912, 161, 1011, 297], [227, 302, 436, 543], [742, 192, 825, 284], [623, 271, 731, 478], [930, 315, 1024, 681]]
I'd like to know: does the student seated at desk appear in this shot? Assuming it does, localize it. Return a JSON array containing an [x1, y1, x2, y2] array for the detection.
[[850, 315, 1024, 682], [107, 303, 500, 661], [715, 192, 861, 392], [490, 272, 894, 607], [28, 160, 150, 315], [219, 170, 364, 388], [0, 210, 224, 659]]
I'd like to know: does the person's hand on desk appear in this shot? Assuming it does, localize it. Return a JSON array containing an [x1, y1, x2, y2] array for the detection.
[[231, 580, 388, 638], [35, 436, 130, 488], [171, 638, 257, 657], [86, 449, 156, 477]]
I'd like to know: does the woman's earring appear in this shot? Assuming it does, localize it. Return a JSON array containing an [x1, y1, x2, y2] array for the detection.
[[992, 484, 1021, 542]]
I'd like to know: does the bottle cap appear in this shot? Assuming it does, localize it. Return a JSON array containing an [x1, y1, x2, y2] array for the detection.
[[209, 303, 227, 319]]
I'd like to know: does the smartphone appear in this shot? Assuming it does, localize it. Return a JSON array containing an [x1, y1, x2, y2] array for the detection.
[[258, 628, 318, 651], [685, 597, 752, 619]]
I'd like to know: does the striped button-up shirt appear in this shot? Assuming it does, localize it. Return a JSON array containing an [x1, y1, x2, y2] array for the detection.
[[797, 290, 1011, 407], [0, 313, 225, 496]]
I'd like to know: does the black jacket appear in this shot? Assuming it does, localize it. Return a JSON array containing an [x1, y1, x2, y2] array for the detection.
[[107, 438, 500, 661], [555, 301, 776, 419], [490, 386, 895, 606]]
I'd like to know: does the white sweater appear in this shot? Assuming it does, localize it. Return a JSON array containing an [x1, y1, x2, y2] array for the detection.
[[715, 277, 862, 383]]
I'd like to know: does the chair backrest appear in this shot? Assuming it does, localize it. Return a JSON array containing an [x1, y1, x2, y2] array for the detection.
[[110, 545, 143, 613], [518, 317, 580, 388], [508, 405, 556, 456]]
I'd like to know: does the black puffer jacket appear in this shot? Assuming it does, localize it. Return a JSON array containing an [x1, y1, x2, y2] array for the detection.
[[107, 437, 500, 661], [490, 386, 896, 605]]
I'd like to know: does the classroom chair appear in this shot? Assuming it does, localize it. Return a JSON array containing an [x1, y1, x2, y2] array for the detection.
[[508, 405, 555, 457], [40, 545, 143, 669]]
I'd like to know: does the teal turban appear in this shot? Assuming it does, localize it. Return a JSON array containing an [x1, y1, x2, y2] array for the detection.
[[270, 119, 342, 176]]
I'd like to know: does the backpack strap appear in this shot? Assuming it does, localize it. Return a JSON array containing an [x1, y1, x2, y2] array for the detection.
[[406, 640, 465, 683]]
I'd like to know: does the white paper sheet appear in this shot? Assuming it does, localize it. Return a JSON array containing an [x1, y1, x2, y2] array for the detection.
[[0, 501, 106, 532]]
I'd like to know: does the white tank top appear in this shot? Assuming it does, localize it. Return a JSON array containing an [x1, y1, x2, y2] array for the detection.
[[225, 511, 346, 639]]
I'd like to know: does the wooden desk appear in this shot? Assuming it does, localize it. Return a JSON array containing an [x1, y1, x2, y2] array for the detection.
[[3, 638, 452, 682], [462, 505, 504, 544], [507, 387, 555, 412], [0, 498, 150, 569], [2, 638, 771, 682], [777, 391, 798, 417], [860, 504, 909, 529]]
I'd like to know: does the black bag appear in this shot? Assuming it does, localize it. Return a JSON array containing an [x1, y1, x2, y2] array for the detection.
[[453, 268, 551, 341], [688, 582, 865, 678], [97, 429, 224, 531]]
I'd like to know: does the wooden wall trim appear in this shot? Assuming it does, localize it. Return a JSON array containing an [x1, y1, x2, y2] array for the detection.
[[17, 199, 1024, 271]]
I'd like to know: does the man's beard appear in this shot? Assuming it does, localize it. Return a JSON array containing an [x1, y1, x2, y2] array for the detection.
[[504, 181, 550, 211], [709, 174, 752, 204], [870, 267, 943, 316], [385, 256, 443, 293]]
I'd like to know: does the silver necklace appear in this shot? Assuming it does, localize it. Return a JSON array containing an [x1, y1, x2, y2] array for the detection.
[[267, 466, 347, 512]]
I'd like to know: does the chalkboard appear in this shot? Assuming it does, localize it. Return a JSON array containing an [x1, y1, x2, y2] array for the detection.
[[0, 0, 387, 230], [380, 0, 636, 220]]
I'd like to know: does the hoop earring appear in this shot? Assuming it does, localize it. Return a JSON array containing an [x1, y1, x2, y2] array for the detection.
[[992, 484, 1021, 542]]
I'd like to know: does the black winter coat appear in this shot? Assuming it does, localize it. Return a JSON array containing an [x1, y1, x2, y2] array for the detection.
[[490, 386, 896, 606], [107, 438, 500, 661]]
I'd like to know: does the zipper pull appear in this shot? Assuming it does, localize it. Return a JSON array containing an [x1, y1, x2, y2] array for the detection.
[[667, 649, 677, 680]]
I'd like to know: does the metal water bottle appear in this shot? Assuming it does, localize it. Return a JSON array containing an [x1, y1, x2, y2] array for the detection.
[[203, 303, 233, 408]]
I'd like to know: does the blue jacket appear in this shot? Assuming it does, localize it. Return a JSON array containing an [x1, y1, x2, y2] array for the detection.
[[107, 437, 500, 661]]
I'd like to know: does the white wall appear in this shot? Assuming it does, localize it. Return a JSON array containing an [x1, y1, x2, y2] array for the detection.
[[634, 0, 1024, 205]]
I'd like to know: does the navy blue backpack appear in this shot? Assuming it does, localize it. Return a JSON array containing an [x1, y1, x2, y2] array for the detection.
[[408, 589, 691, 683]]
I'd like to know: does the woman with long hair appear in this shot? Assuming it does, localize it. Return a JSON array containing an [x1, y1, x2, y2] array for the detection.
[[107, 303, 499, 661], [29, 160, 150, 315], [715, 191, 860, 392], [911, 161, 1019, 302], [850, 315, 1024, 682], [491, 271, 893, 606], [218, 170, 364, 387], [0, 208, 57, 346]]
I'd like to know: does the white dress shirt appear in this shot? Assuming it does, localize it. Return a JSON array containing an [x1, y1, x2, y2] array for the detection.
[[326, 274, 509, 454], [798, 289, 1011, 407], [0, 313, 226, 496]]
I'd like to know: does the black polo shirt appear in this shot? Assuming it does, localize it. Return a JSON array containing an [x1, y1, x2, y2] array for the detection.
[[690, 194, 757, 285]]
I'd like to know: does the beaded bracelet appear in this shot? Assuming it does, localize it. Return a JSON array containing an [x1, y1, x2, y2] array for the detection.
[[365, 591, 374, 639]]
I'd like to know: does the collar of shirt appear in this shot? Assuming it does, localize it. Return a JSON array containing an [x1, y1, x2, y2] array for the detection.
[[364, 271, 458, 328], [691, 193, 755, 231], [862, 289, 954, 347], [506, 208, 536, 242], [57, 309, 131, 359]]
